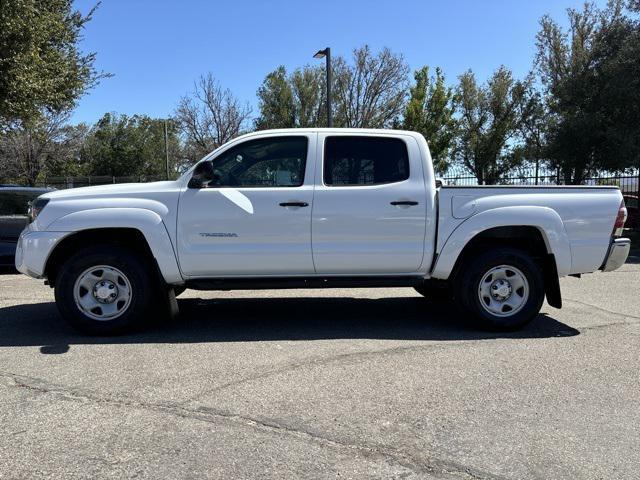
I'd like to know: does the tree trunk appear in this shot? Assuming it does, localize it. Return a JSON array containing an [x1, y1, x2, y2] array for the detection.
[[572, 168, 586, 185], [474, 165, 485, 185]]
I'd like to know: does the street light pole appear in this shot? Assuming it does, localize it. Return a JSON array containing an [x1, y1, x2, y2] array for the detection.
[[314, 47, 332, 127], [325, 48, 332, 128]]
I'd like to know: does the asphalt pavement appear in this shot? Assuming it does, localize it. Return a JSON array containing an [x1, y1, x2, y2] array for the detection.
[[0, 261, 639, 479]]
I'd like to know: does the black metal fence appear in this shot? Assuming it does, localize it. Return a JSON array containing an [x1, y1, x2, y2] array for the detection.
[[441, 166, 640, 196], [6, 175, 168, 190]]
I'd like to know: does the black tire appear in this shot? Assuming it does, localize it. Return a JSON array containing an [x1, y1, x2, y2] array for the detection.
[[455, 248, 544, 331], [54, 244, 157, 335]]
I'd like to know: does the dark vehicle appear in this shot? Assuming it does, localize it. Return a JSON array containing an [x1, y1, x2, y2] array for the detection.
[[623, 194, 638, 230], [0, 186, 53, 267]]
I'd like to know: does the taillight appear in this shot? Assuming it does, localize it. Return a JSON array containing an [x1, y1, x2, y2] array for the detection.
[[613, 200, 627, 237]]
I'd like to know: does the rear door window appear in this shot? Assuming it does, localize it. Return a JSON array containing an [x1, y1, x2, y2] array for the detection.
[[323, 136, 410, 186]]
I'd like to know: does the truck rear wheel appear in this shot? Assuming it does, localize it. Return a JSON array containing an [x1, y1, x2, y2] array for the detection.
[[456, 248, 544, 331], [54, 245, 156, 335]]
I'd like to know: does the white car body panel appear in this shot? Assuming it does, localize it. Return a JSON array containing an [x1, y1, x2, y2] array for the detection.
[[311, 131, 433, 274], [14, 128, 627, 289], [435, 187, 623, 276], [14, 228, 68, 277], [176, 132, 317, 277], [17, 181, 183, 283], [431, 205, 573, 278], [48, 208, 182, 283]]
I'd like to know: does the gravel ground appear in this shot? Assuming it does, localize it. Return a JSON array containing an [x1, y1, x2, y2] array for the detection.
[[0, 262, 639, 479]]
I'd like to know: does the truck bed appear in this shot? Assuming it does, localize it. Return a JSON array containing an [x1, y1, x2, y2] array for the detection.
[[437, 185, 623, 275]]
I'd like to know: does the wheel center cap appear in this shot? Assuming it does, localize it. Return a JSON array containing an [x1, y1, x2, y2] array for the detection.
[[93, 280, 118, 304], [491, 279, 512, 301]]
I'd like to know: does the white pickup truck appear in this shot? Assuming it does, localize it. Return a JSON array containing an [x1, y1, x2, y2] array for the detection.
[[16, 129, 631, 334]]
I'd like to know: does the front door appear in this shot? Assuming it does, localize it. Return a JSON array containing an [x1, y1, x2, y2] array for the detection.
[[311, 134, 427, 274], [177, 134, 316, 277]]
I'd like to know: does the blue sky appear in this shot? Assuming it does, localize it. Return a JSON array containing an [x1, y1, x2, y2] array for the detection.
[[72, 0, 606, 124]]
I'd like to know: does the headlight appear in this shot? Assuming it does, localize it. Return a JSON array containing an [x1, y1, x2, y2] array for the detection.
[[28, 198, 49, 222]]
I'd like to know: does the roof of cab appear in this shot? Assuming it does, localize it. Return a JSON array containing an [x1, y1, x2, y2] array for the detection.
[[232, 127, 425, 141]]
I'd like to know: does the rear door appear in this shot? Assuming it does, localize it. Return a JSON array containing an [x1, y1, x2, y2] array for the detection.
[[311, 133, 427, 274]]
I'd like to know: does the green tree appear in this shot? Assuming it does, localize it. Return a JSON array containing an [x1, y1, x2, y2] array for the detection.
[[255, 66, 295, 129], [453, 67, 531, 185], [255, 65, 326, 129], [402, 66, 456, 173], [535, 0, 640, 183], [40, 122, 90, 178], [290, 66, 326, 127], [0, 111, 85, 185], [82, 113, 180, 178], [518, 89, 553, 184], [333, 46, 409, 128], [0, 0, 106, 126], [255, 46, 408, 130]]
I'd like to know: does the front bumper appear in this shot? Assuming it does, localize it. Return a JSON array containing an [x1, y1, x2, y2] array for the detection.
[[601, 238, 631, 272], [15, 229, 69, 278]]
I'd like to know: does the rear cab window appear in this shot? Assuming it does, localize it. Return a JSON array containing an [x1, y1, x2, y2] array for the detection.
[[323, 136, 410, 186]]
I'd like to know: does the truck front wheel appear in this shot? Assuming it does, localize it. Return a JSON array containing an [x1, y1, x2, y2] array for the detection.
[[54, 245, 156, 335], [456, 248, 545, 331]]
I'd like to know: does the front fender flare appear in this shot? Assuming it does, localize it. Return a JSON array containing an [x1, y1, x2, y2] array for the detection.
[[47, 208, 182, 284], [431, 206, 572, 279]]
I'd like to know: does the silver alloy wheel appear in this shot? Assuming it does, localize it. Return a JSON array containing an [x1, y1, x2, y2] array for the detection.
[[478, 264, 529, 317], [73, 265, 132, 321]]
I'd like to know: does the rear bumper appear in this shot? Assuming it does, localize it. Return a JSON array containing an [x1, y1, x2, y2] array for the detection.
[[601, 238, 631, 272], [15, 229, 69, 278]]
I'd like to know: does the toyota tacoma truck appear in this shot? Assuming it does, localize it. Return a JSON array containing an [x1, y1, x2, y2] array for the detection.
[[15, 129, 631, 335]]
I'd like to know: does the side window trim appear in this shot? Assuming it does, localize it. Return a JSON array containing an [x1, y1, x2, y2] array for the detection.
[[321, 135, 411, 187]]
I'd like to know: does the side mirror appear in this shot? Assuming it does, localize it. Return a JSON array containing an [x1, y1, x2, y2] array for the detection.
[[188, 161, 216, 188]]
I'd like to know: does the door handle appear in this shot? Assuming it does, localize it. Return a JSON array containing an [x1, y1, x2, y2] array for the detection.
[[390, 201, 419, 206], [279, 202, 309, 207]]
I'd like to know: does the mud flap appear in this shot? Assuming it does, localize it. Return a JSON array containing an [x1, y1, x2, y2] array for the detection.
[[543, 254, 562, 309], [149, 286, 179, 322], [164, 287, 180, 320]]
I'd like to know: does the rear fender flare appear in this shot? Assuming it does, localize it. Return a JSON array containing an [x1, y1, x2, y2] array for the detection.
[[431, 206, 572, 279]]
